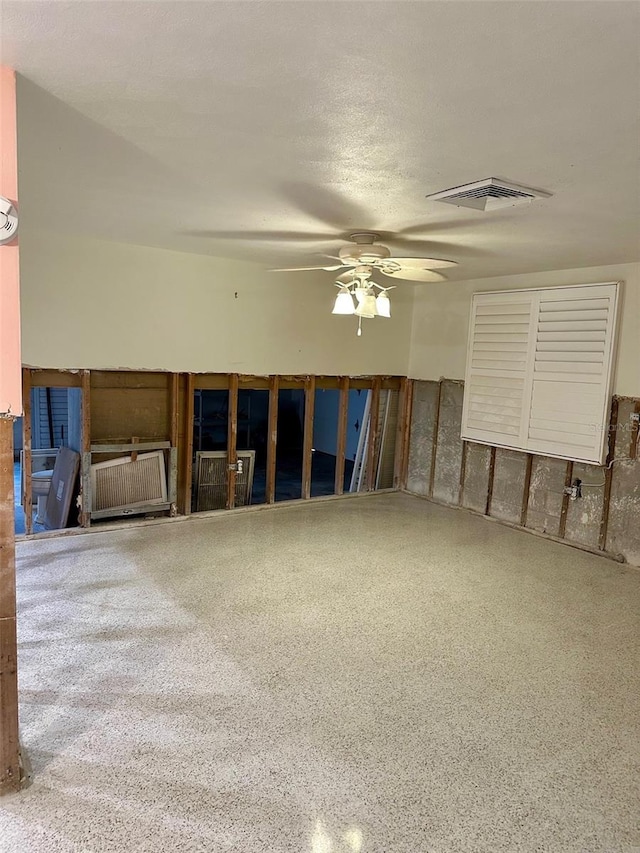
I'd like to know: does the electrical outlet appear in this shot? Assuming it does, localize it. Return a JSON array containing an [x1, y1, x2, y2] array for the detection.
[[631, 412, 640, 425], [564, 479, 582, 501]]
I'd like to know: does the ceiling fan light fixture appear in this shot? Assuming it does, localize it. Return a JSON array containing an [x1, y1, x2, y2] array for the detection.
[[376, 291, 391, 318], [332, 288, 356, 315], [354, 291, 378, 319]]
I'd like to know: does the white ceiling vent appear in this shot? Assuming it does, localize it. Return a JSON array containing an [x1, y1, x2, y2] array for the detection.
[[426, 178, 551, 211]]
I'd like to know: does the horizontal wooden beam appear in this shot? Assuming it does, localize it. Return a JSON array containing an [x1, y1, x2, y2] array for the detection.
[[90, 441, 171, 453]]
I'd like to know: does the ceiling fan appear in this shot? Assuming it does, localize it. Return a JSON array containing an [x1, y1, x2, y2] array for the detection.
[[270, 231, 457, 336], [270, 231, 457, 283]]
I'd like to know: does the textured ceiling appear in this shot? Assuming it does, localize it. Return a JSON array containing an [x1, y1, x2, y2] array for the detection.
[[2, 0, 640, 280]]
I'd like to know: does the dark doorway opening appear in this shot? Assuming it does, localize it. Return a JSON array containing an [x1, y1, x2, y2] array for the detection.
[[275, 389, 305, 502]]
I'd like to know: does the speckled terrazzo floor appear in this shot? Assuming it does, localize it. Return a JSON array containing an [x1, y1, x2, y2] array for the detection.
[[2, 493, 640, 853]]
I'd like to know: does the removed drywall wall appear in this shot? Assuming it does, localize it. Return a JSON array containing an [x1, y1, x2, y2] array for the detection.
[[406, 379, 640, 567]]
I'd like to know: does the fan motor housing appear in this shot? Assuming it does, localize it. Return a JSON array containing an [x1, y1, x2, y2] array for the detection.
[[338, 243, 391, 265]]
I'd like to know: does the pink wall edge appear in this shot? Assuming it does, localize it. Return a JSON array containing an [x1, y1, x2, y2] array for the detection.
[[0, 66, 22, 416]]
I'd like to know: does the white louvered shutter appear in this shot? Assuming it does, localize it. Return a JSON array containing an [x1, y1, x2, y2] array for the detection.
[[461, 291, 536, 450], [526, 284, 618, 463], [461, 282, 619, 464]]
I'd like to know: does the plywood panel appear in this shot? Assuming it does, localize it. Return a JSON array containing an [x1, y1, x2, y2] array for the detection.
[[90, 371, 168, 389], [91, 387, 169, 440]]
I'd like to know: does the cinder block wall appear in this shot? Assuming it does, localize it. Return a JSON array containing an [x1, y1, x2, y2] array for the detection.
[[406, 379, 640, 567]]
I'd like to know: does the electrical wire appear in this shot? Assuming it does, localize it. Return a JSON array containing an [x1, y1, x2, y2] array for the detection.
[[578, 455, 635, 488]]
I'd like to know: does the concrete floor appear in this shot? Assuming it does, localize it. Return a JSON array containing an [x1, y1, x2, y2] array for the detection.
[[2, 493, 639, 852]]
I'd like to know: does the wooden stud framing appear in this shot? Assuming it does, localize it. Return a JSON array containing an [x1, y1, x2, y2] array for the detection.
[[301, 376, 316, 499], [365, 377, 382, 492], [21, 369, 32, 535], [226, 374, 239, 510], [0, 417, 20, 794], [192, 374, 229, 391], [265, 376, 279, 504], [168, 374, 179, 516], [520, 453, 533, 527], [24, 369, 81, 388], [485, 446, 497, 516], [558, 460, 574, 539], [183, 374, 195, 515], [458, 440, 468, 506], [428, 380, 443, 497], [79, 370, 91, 528], [393, 377, 410, 491], [630, 400, 640, 461], [599, 397, 619, 551], [398, 379, 414, 490], [238, 376, 270, 390], [334, 377, 349, 496]]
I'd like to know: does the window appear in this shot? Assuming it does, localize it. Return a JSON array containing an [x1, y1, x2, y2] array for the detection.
[[461, 282, 620, 465]]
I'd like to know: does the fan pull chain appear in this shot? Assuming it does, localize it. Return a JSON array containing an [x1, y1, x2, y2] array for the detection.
[[357, 317, 362, 337]]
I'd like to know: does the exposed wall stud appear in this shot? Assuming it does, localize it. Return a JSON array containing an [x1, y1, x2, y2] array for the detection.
[[399, 379, 414, 490], [227, 373, 239, 510], [21, 369, 32, 535], [0, 417, 20, 794], [485, 446, 497, 516], [458, 440, 468, 506], [394, 377, 409, 490], [302, 376, 316, 499], [79, 370, 91, 528], [335, 377, 349, 496], [266, 376, 279, 504], [520, 454, 533, 527], [365, 377, 382, 492], [559, 461, 574, 539], [599, 397, 618, 551], [168, 374, 179, 516], [183, 374, 195, 515], [630, 400, 640, 461]]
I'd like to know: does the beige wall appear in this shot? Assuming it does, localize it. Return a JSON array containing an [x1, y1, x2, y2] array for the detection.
[[20, 231, 413, 375], [409, 262, 640, 397], [19, 232, 639, 393]]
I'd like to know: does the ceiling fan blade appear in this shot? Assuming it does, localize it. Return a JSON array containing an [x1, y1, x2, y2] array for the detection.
[[386, 256, 457, 270], [380, 268, 447, 283], [279, 182, 373, 231], [270, 265, 344, 272], [183, 229, 336, 242], [395, 213, 515, 238]]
